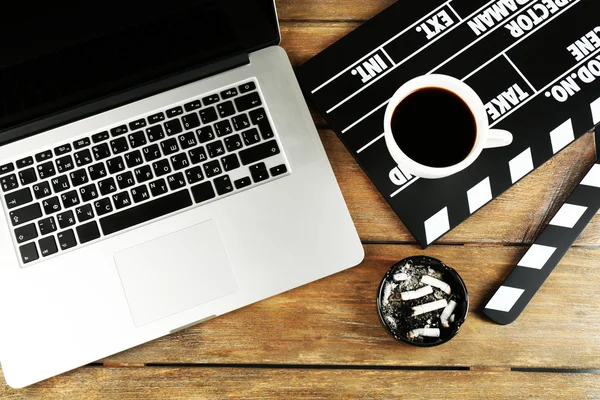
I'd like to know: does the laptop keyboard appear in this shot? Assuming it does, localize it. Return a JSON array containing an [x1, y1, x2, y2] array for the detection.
[[0, 79, 290, 266]]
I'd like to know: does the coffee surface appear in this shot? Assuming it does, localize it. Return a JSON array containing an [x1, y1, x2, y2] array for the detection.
[[391, 88, 476, 168]]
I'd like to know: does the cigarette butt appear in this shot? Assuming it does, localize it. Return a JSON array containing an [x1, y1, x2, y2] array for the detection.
[[393, 272, 410, 282], [412, 299, 448, 316], [401, 285, 433, 301], [408, 328, 440, 339], [449, 314, 455, 323], [440, 300, 457, 328], [421, 275, 451, 295], [382, 282, 396, 305]]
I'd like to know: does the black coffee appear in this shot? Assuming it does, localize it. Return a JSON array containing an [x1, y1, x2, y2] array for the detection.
[[391, 87, 476, 168]]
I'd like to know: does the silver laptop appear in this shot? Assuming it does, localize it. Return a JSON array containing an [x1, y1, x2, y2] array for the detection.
[[0, 1, 363, 387]]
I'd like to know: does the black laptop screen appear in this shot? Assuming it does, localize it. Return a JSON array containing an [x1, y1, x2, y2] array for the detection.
[[0, 0, 279, 139]]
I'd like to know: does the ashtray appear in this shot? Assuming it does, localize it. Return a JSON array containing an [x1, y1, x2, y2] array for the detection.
[[377, 256, 469, 347]]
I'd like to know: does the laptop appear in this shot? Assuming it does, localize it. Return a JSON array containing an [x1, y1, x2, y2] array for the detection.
[[0, 1, 363, 387]]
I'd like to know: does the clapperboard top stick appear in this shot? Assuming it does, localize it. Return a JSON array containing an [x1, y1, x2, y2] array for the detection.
[[297, 0, 600, 248]]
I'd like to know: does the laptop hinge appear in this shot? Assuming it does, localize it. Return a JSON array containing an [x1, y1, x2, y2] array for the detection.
[[0, 53, 250, 146]]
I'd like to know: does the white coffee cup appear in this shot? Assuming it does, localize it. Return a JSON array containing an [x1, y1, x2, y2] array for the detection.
[[383, 74, 513, 179]]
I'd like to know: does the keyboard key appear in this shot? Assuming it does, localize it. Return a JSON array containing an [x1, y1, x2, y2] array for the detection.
[[146, 125, 165, 142], [214, 175, 233, 195], [167, 172, 186, 191], [164, 119, 183, 136], [92, 143, 111, 161], [184, 100, 201, 112], [94, 198, 113, 216], [242, 128, 261, 146], [5, 187, 32, 209], [19, 168, 37, 185], [56, 155, 75, 173], [35, 150, 53, 163], [200, 107, 218, 124], [149, 179, 168, 197], [142, 144, 162, 162], [270, 164, 288, 177], [249, 108, 267, 125], [148, 112, 165, 124], [112, 191, 132, 210], [106, 156, 126, 174], [57, 210, 76, 229], [134, 165, 153, 183], [110, 125, 128, 137], [70, 169, 89, 186], [207, 140, 226, 158], [239, 140, 280, 165], [235, 92, 262, 112], [182, 113, 201, 130], [224, 134, 243, 152], [42, 197, 61, 214], [166, 106, 183, 118], [16, 157, 34, 168], [258, 121, 274, 139], [215, 120, 233, 137], [234, 176, 251, 189], [1, 174, 18, 192], [131, 185, 150, 203], [60, 190, 80, 208], [185, 166, 204, 184], [202, 94, 220, 106], [124, 150, 144, 168], [116, 171, 135, 190], [221, 154, 240, 172], [88, 163, 108, 180], [74, 149, 93, 167], [203, 160, 222, 178], [152, 159, 172, 177], [79, 184, 99, 202], [221, 88, 238, 99], [161, 138, 179, 156], [39, 236, 58, 257], [98, 177, 117, 196], [216, 101, 235, 118], [20, 242, 38, 264], [191, 181, 216, 204], [75, 204, 95, 223], [101, 189, 192, 236], [128, 131, 147, 148], [0, 162, 14, 176], [171, 153, 190, 171], [189, 147, 208, 165], [73, 138, 91, 149], [196, 126, 215, 143], [57, 229, 77, 250], [38, 217, 57, 235], [37, 162, 56, 180], [51, 174, 71, 193], [232, 114, 251, 131], [10, 203, 42, 226], [92, 131, 110, 143], [239, 82, 256, 93], [178, 131, 198, 150], [32, 181, 52, 199], [15, 223, 38, 243], [250, 162, 269, 183], [129, 119, 146, 131], [110, 137, 129, 154], [77, 221, 101, 244]]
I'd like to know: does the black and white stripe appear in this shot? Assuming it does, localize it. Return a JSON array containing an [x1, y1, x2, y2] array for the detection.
[[482, 162, 600, 325]]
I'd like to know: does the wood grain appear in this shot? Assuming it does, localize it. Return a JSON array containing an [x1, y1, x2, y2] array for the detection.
[[2, 367, 598, 399], [276, 0, 394, 21], [100, 245, 600, 369]]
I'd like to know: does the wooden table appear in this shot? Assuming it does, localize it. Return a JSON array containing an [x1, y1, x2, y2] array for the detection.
[[2, 1, 600, 398]]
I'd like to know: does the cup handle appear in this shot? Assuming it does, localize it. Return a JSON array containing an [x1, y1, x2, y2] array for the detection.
[[484, 129, 513, 149]]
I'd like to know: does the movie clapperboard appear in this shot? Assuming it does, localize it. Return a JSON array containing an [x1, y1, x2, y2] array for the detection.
[[296, 0, 600, 248]]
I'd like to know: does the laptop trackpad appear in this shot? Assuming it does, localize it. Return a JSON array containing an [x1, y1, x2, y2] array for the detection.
[[114, 220, 238, 327]]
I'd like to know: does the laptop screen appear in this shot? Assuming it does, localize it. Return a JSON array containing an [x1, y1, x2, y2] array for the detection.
[[0, 0, 279, 141]]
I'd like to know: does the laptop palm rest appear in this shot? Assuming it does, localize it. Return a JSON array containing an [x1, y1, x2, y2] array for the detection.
[[113, 220, 238, 327]]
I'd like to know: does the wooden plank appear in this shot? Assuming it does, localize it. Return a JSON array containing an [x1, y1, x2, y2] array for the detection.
[[276, 0, 394, 21], [2, 367, 598, 399], [101, 245, 600, 368]]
